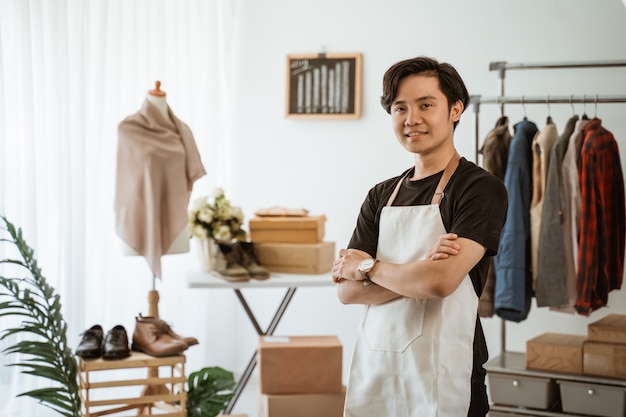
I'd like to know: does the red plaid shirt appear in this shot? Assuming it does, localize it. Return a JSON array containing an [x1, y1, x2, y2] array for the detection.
[[576, 119, 625, 315]]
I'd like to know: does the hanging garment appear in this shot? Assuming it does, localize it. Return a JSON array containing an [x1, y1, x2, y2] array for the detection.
[[494, 120, 538, 322], [115, 99, 206, 278], [535, 115, 578, 309], [530, 120, 558, 289], [344, 156, 477, 417], [560, 118, 590, 295], [576, 119, 625, 315], [477, 116, 512, 318]]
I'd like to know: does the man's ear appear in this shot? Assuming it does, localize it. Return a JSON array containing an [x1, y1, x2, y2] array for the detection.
[[451, 100, 464, 122]]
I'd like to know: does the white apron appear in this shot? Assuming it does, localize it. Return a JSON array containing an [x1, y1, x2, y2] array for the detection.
[[344, 155, 478, 417]]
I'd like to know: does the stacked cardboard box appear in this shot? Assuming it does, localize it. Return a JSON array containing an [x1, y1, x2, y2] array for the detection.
[[257, 335, 345, 417], [249, 214, 335, 274], [584, 314, 626, 378]]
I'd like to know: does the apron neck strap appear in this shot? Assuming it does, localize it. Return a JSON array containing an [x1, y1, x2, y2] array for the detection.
[[386, 151, 461, 207]]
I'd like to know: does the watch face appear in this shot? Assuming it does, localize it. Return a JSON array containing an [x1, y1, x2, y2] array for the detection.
[[360, 258, 375, 271]]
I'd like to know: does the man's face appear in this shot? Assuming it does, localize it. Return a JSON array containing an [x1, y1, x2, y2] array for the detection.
[[390, 74, 461, 156]]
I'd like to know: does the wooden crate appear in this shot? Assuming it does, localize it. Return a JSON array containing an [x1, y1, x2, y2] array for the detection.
[[78, 352, 186, 416]]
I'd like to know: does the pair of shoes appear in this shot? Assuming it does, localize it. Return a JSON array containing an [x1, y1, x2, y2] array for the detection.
[[215, 241, 270, 281], [131, 314, 192, 357], [75, 324, 131, 360]]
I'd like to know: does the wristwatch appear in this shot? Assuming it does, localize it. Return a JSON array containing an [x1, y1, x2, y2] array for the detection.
[[358, 258, 378, 286]]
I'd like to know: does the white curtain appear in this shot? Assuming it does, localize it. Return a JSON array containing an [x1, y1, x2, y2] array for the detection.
[[0, 1, 239, 415]]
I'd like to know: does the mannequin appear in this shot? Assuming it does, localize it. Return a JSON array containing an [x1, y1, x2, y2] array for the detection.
[[121, 81, 191, 258], [116, 81, 207, 412]]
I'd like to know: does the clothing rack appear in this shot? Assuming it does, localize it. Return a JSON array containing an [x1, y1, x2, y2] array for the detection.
[[470, 59, 626, 356]]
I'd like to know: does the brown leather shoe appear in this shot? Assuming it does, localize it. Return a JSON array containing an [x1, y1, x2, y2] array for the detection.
[[102, 325, 131, 360], [137, 313, 199, 347], [132, 316, 188, 357], [76, 324, 104, 359]]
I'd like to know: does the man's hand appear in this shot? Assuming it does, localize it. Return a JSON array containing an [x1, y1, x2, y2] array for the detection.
[[332, 248, 370, 283], [426, 233, 460, 260]]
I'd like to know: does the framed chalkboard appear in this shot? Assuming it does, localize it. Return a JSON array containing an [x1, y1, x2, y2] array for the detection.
[[286, 53, 362, 119]]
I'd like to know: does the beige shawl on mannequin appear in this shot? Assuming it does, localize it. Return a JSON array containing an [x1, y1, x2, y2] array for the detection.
[[115, 99, 206, 278]]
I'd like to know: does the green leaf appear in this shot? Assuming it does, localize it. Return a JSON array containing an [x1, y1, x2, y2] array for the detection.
[[0, 216, 81, 417], [185, 366, 236, 417]]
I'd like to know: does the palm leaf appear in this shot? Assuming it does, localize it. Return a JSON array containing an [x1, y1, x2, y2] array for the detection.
[[0, 215, 80, 416]]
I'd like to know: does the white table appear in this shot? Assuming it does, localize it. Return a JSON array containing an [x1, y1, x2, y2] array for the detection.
[[187, 270, 334, 413]]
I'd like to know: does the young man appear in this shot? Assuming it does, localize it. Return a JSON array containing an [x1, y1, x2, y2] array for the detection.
[[332, 56, 508, 417]]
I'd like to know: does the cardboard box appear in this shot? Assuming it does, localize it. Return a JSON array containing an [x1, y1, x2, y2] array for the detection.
[[256, 242, 335, 274], [258, 335, 342, 395], [525, 332, 586, 374], [588, 314, 626, 344], [259, 387, 346, 417], [249, 215, 326, 244], [583, 340, 626, 379]]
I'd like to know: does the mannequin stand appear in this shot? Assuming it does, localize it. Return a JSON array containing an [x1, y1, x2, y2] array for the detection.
[[136, 278, 177, 415]]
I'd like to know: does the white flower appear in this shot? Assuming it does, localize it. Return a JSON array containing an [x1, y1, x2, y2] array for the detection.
[[197, 207, 214, 224], [191, 224, 208, 238], [213, 225, 232, 241], [210, 187, 225, 200]]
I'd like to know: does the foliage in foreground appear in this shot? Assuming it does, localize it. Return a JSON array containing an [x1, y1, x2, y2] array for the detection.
[[185, 366, 237, 417], [0, 215, 80, 417]]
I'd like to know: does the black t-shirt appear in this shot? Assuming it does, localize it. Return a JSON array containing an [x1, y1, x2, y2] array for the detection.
[[347, 157, 508, 407]]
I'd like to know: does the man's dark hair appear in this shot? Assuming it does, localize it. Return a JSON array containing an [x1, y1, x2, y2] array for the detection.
[[380, 56, 470, 130]]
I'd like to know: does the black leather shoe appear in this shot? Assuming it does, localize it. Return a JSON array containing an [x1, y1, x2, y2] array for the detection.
[[76, 324, 104, 359], [102, 325, 131, 360]]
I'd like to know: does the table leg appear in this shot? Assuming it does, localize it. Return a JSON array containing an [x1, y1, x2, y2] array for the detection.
[[224, 287, 297, 414]]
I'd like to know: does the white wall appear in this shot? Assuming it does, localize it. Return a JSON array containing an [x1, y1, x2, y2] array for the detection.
[[158, 0, 626, 413]]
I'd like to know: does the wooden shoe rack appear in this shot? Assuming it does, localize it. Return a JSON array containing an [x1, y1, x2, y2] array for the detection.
[[78, 352, 187, 416]]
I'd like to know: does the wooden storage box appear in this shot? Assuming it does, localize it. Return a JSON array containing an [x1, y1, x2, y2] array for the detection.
[[78, 352, 186, 417], [558, 379, 626, 417], [525, 332, 586, 374], [258, 335, 342, 395], [488, 372, 559, 410], [256, 242, 335, 274], [258, 387, 345, 417], [584, 340, 626, 379], [588, 314, 626, 344], [249, 215, 326, 244]]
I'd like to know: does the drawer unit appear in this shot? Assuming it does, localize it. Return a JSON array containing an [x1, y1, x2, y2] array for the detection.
[[489, 372, 559, 410], [558, 380, 626, 417]]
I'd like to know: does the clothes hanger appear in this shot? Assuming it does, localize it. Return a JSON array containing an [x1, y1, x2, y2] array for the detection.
[[582, 94, 589, 120], [546, 95, 553, 124], [594, 94, 598, 119], [522, 96, 528, 121]]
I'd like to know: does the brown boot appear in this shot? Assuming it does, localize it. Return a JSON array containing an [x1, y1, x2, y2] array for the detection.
[[137, 313, 199, 346], [131, 316, 188, 357], [215, 241, 250, 282], [237, 241, 270, 280]]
